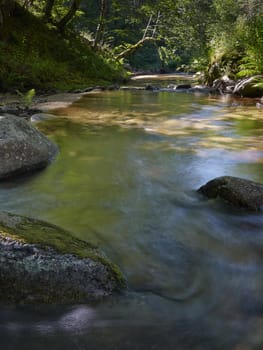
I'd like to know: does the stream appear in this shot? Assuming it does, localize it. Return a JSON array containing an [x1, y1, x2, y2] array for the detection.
[[0, 84, 263, 349]]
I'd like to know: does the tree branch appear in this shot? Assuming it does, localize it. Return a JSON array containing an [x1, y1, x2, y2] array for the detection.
[[57, 0, 81, 32], [115, 37, 156, 61]]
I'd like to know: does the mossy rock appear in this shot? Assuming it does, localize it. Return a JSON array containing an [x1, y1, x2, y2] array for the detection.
[[0, 211, 125, 304], [233, 76, 263, 98], [198, 176, 263, 211]]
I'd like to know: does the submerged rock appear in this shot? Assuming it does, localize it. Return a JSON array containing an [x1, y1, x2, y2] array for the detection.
[[198, 176, 263, 211], [0, 212, 124, 304], [0, 114, 58, 179]]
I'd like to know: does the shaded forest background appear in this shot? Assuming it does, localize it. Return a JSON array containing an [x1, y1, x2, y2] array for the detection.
[[0, 0, 262, 91]]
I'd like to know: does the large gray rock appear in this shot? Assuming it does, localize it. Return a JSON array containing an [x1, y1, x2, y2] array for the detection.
[[233, 76, 263, 98], [0, 114, 57, 179], [198, 176, 263, 211], [0, 211, 124, 304]]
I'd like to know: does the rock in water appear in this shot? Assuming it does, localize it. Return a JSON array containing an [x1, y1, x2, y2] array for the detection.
[[175, 84, 191, 90], [233, 76, 263, 98], [0, 212, 124, 304], [198, 176, 263, 211], [0, 114, 58, 179]]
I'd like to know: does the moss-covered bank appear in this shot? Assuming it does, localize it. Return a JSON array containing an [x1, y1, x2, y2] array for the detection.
[[0, 3, 125, 92]]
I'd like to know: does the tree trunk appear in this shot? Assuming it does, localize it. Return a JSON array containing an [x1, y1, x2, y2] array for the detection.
[[57, 0, 81, 32], [93, 0, 107, 49], [115, 37, 155, 61], [43, 0, 55, 23], [0, 0, 15, 27]]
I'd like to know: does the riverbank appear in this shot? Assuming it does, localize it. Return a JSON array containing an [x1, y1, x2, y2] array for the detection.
[[1, 73, 262, 122], [0, 3, 125, 93], [0, 91, 87, 119]]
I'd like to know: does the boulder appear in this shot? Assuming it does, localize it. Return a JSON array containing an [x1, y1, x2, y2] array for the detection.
[[198, 176, 263, 211], [0, 211, 124, 304], [233, 76, 263, 98], [0, 114, 58, 179]]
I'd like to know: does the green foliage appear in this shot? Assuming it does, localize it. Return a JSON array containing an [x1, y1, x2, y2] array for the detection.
[[1, 0, 263, 88], [237, 54, 263, 78], [188, 57, 209, 73], [16, 88, 35, 108], [254, 82, 263, 89], [0, 4, 124, 92], [207, 0, 263, 78], [253, 77, 263, 89]]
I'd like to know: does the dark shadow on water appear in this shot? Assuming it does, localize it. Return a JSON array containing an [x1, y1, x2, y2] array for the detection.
[[0, 167, 51, 189]]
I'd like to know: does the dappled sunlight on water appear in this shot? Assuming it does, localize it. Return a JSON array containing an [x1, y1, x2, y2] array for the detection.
[[49, 91, 263, 153], [0, 90, 263, 349]]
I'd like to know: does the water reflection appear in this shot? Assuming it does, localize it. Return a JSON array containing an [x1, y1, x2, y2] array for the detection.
[[0, 90, 263, 349]]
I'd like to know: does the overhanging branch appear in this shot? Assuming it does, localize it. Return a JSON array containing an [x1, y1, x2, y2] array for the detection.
[[115, 37, 156, 61]]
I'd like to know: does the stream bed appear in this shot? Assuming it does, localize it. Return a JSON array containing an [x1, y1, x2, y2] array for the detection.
[[1, 87, 263, 349]]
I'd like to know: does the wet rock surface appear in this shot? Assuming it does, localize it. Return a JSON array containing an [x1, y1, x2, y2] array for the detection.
[[0, 114, 58, 179], [0, 212, 124, 304], [0, 104, 42, 120], [198, 176, 263, 211]]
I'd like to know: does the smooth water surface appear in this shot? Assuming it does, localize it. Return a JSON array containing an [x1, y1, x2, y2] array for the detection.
[[1, 89, 263, 350]]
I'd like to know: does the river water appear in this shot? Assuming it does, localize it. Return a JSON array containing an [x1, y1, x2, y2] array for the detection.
[[1, 86, 263, 349]]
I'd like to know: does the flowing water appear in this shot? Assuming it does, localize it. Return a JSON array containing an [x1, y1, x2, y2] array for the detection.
[[1, 87, 263, 350]]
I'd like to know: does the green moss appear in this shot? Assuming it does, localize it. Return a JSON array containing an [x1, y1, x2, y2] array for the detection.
[[0, 212, 125, 288]]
